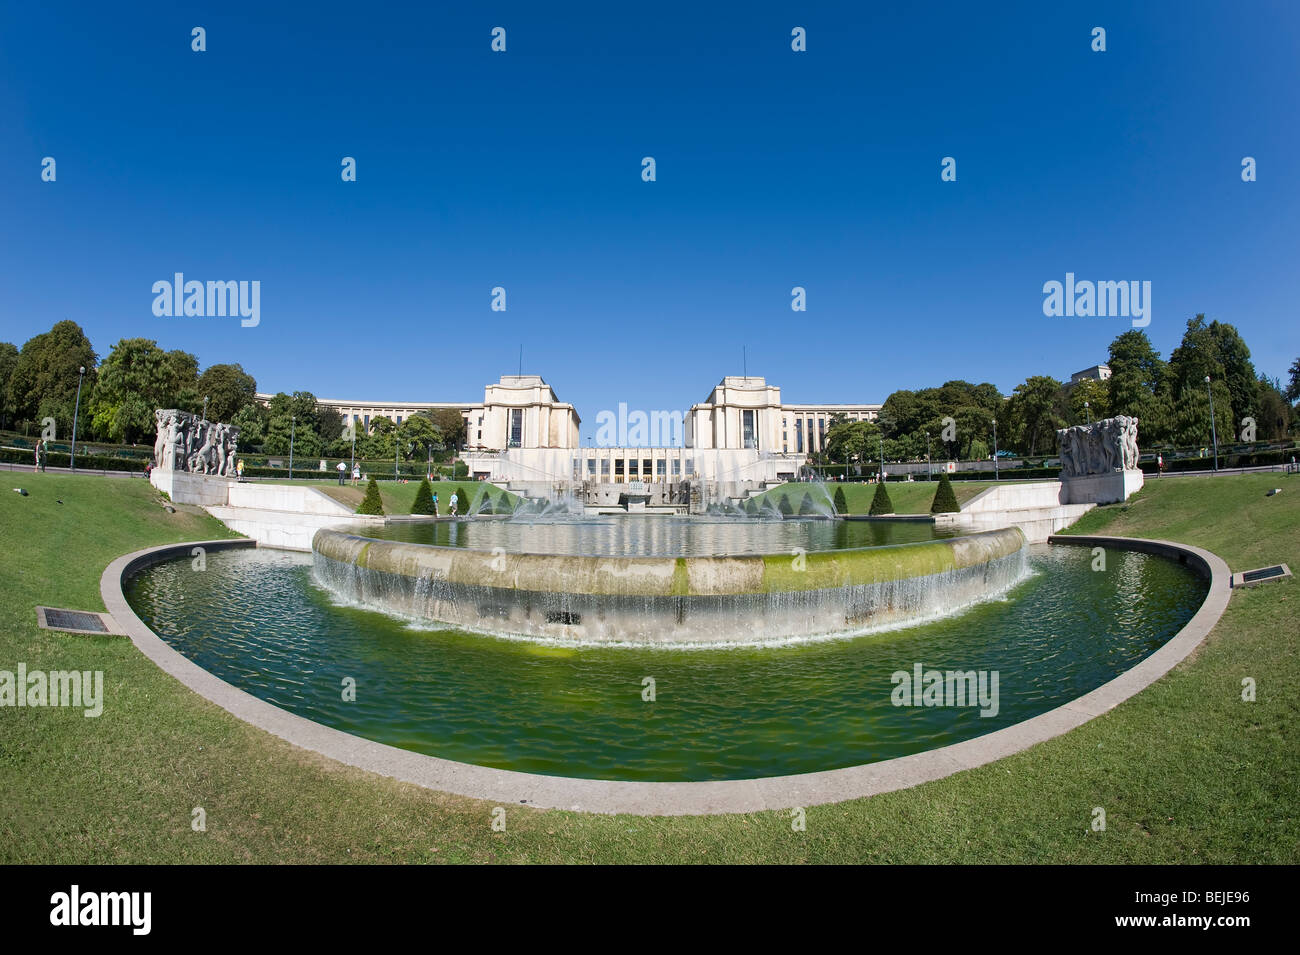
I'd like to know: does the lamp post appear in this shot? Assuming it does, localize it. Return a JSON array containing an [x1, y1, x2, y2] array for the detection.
[[1084, 400, 1091, 425], [289, 415, 296, 480], [926, 431, 932, 481], [992, 417, 999, 481], [350, 424, 356, 472], [1205, 375, 1219, 471], [878, 433, 885, 484], [202, 395, 209, 422], [70, 365, 85, 472], [395, 437, 400, 481]]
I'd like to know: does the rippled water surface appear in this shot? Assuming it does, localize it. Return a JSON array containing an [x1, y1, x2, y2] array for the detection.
[[126, 545, 1205, 781]]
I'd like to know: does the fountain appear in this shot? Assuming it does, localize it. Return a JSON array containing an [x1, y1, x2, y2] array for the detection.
[[311, 523, 1027, 644]]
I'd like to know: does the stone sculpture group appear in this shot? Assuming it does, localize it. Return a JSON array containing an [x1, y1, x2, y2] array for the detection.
[[1056, 415, 1140, 479], [154, 409, 240, 476]]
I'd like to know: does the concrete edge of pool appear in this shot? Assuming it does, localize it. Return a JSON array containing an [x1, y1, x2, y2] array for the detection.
[[101, 535, 1231, 817]]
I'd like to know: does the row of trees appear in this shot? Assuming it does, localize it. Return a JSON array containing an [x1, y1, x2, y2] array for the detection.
[[0, 320, 467, 460], [820, 315, 1297, 465]]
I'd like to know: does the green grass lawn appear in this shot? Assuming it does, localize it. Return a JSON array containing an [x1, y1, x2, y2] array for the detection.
[[264, 478, 514, 515], [756, 480, 995, 515], [0, 472, 1296, 863]]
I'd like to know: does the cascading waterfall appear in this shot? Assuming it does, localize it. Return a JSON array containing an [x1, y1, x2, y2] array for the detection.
[[312, 525, 1029, 646]]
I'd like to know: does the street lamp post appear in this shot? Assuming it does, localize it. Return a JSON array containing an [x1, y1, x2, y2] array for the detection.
[[70, 365, 85, 472], [1205, 375, 1219, 471], [1084, 400, 1091, 424], [992, 418, 999, 481], [289, 415, 296, 480], [926, 431, 932, 481], [202, 396, 209, 422], [878, 434, 885, 484]]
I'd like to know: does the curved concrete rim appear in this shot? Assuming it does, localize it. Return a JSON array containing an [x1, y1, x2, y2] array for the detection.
[[102, 534, 1231, 816]]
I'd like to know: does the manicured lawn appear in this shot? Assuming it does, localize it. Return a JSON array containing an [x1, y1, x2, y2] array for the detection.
[[264, 478, 514, 515], [756, 480, 994, 515], [0, 472, 1295, 863]]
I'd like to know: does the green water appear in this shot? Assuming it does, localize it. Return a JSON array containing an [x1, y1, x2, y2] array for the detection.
[[125, 545, 1205, 782]]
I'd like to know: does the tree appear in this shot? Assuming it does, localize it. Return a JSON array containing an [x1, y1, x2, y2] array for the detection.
[[1067, 378, 1109, 425], [411, 478, 435, 515], [230, 404, 266, 451], [196, 363, 258, 422], [825, 418, 878, 468], [778, 493, 793, 516], [399, 413, 443, 461], [357, 478, 384, 515], [452, 486, 471, 515], [1005, 376, 1065, 456], [1286, 358, 1300, 404], [869, 480, 894, 515], [7, 320, 98, 437], [833, 486, 848, 515], [0, 342, 21, 430], [1256, 376, 1292, 441], [930, 473, 959, 513], [89, 338, 199, 443], [798, 491, 816, 515], [430, 408, 468, 450]]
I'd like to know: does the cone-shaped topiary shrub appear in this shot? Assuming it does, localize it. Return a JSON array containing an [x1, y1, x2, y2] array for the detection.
[[799, 491, 816, 515], [411, 478, 434, 515], [357, 477, 385, 515], [778, 493, 793, 516], [869, 480, 894, 515], [833, 486, 848, 515], [930, 473, 960, 513], [452, 486, 470, 515]]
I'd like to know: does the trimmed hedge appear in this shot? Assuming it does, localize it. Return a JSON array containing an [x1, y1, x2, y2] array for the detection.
[[356, 478, 385, 515], [869, 481, 894, 515], [411, 478, 435, 515], [930, 473, 960, 513]]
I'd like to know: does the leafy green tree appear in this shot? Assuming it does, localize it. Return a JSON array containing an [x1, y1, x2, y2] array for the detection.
[[357, 478, 385, 515], [360, 415, 397, 459], [1005, 376, 1065, 456], [7, 320, 98, 437], [89, 338, 199, 442], [196, 363, 258, 422], [230, 404, 266, 451], [930, 473, 959, 513], [778, 493, 793, 516], [431, 407, 468, 449], [0, 342, 19, 430], [398, 413, 443, 461], [1286, 358, 1300, 404], [1256, 375, 1292, 441], [869, 480, 894, 515], [1067, 378, 1109, 425], [833, 485, 848, 515], [411, 478, 435, 515]]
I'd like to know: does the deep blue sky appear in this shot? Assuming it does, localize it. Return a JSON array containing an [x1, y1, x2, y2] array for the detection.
[[2, 1, 1297, 426]]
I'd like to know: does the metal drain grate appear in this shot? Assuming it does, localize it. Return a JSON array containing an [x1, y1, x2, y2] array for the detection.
[[35, 606, 124, 635], [1229, 563, 1293, 589]]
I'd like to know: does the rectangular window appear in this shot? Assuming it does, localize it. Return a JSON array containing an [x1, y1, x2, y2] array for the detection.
[[364, 414, 370, 432], [672, 459, 681, 476], [509, 409, 523, 448], [656, 459, 666, 479], [685, 458, 694, 476], [601, 459, 610, 477], [642, 458, 652, 477], [587, 458, 596, 476], [795, 421, 803, 453], [396, 416, 402, 425], [614, 458, 624, 483], [742, 409, 756, 450], [628, 459, 638, 477]]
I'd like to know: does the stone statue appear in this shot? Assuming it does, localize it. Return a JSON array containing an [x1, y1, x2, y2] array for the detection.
[[153, 409, 240, 477], [1056, 415, 1139, 479]]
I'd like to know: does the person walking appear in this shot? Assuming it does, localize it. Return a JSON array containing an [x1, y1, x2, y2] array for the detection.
[[431, 491, 439, 517], [336, 461, 347, 485], [34, 439, 45, 473], [236, 459, 245, 482], [448, 491, 458, 518]]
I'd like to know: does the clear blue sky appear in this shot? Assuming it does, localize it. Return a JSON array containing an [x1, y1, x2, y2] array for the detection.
[[2, 1, 1297, 427]]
